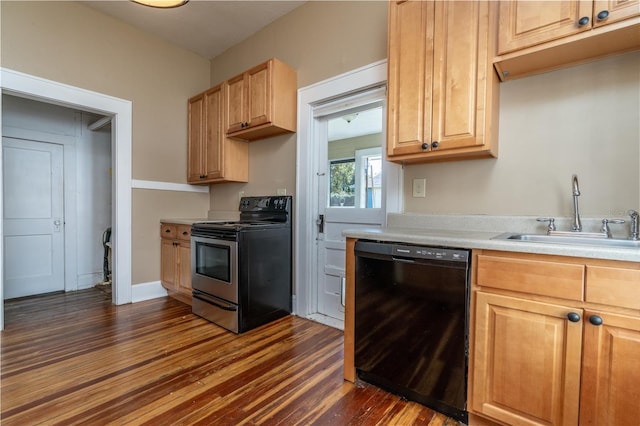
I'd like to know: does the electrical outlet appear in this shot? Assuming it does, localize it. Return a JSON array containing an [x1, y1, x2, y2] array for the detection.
[[277, 188, 287, 195], [412, 178, 426, 198], [238, 191, 245, 201]]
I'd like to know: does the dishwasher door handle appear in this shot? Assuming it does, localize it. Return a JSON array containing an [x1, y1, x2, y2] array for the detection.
[[392, 257, 416, 263]]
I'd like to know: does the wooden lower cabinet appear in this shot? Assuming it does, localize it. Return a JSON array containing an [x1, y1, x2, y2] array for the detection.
[[471, 292, 583, 425], [580, 310, 640, 426], [160, 223, 192, 303], [470, 250, 640, 426]]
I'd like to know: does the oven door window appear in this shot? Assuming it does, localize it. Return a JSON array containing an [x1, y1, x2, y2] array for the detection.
[[196, 242, 231, 283]]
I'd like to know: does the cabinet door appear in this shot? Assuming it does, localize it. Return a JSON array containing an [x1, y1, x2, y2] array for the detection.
[[160, 238, 177, 291], [386, 0, 434, 157], [592, 0, 640, 27], [204, 86, 224, 180], [580, 311, 640, 425], [471, 292, 582, 426], [431, 1, 489, 152], [187, 94, 205, 183], [177, 241, 192, 296], [226, 73, 246, 134], [245, 61, 272, 129], [497, 0, 592, 55]]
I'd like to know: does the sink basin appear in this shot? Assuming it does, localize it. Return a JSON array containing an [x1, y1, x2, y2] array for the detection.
[[492, 232, 640, 249]]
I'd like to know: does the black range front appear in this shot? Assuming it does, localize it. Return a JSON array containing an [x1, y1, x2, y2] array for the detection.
[[190, 196, 292, 333]]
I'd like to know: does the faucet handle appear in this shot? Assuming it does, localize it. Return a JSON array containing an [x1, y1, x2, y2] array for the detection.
[[601, 219, 625, 238], [627, 210, 639, 240], [537, 217, 556, 233]]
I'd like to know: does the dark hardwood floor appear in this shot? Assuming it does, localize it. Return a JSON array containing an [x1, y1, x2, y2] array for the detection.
[[1, 289, 463, 425]]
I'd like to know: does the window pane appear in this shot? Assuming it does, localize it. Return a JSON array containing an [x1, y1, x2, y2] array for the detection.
[[329, 159, 355, 207], [327, 106, 383, 209]]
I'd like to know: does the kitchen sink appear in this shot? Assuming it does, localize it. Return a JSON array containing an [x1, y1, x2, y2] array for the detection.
[[492, 232, 640, 249]]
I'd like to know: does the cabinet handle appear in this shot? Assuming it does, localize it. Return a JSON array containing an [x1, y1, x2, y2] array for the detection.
[[421, 142, 430, 150], [596, 10, 609, 21], [578, 16, 590, 26], [431, 141, 439, 149], [567, 312, 581, 322], [589, 315, 603, 326]]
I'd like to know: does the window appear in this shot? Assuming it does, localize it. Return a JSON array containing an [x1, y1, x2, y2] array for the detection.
[[329, 147, 382, 208]]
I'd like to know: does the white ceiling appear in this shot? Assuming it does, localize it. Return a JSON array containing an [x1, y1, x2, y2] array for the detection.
[[81, 0, 306, 59]]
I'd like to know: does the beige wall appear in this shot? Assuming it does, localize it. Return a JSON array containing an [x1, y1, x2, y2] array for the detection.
[[403, 52, 640, 217], [1, 1, 212, 283], [207, 1, 388, 211], [207, 0, 638, 218]]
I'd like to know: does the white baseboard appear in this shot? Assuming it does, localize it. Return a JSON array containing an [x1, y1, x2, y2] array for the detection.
[[77, 272, 104, 290], [132, 280, 168, 303]]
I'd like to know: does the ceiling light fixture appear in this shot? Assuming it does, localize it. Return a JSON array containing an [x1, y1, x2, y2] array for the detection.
[[131, 0, 188, 9], [342, 113, 359, 124]]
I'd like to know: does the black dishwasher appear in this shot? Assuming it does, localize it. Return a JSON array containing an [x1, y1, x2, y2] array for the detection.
[[354, 240, 470, 423]]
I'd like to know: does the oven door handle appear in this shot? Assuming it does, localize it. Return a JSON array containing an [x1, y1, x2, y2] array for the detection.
[[192, 291, 238, 312]]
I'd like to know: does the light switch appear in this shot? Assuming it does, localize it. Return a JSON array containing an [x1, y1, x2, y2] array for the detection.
[[412, 178, 426, 198]]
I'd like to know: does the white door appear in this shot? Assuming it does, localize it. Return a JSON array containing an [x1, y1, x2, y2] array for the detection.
[[3, 138, 65, 299], [313, 88, 389, 324]]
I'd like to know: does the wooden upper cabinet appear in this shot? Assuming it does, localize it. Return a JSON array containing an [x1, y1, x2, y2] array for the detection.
[[498, 1, 593, 55], [386, 0, 499, 164], [187, 84, 248, 185], [498, 0, 640, 55], [592, 0, 640, 27], [187, 93, 205, 182], [225, 58, 297, 142], [495, 0, 640, 80]]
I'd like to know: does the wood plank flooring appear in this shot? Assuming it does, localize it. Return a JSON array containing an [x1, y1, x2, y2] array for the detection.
[[1, 289, 463, 425]]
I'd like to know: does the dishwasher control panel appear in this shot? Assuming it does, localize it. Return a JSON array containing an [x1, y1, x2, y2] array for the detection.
[[392, 244, 469, 262]]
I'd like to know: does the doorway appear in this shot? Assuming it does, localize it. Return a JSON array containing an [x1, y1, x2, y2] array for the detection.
[[2, 95, 113, 299], [295, 60, 402, 329], [0, 68, 132, 330]]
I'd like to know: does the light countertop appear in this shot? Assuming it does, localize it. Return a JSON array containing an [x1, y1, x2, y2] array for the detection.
[[342, 214, 640, 263]]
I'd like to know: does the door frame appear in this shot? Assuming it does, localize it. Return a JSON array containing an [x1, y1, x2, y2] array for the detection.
[[0, 68, 132, 330], [295, 59, 402, 318]]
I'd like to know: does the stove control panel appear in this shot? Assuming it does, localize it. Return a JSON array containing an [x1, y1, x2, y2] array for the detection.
[[239, 196, 291, 212]]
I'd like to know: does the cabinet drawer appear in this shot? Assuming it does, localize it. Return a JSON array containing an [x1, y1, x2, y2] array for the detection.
[[177, 225, 191, 241], [161, 224, 177, 239], [477, 254, 584, 300], [586, 266, 640, 310]]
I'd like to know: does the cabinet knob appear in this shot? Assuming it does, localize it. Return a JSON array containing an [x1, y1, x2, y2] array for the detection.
[[596, 10, 609, 21], [431, 141, 439, 149], [165, 229, 171, 233], [567, 312, 581, 322], [578, 16, 590, 26], [421, 142, 430, 150], [589, 315, 603, 326]]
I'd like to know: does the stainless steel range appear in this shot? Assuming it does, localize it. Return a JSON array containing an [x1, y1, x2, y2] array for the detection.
[[190, 195, 292, 333]]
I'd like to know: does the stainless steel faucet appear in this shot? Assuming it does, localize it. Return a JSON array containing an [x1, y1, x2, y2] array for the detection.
[[628, 210, 639, 240], [571, 174, 582, 232]]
